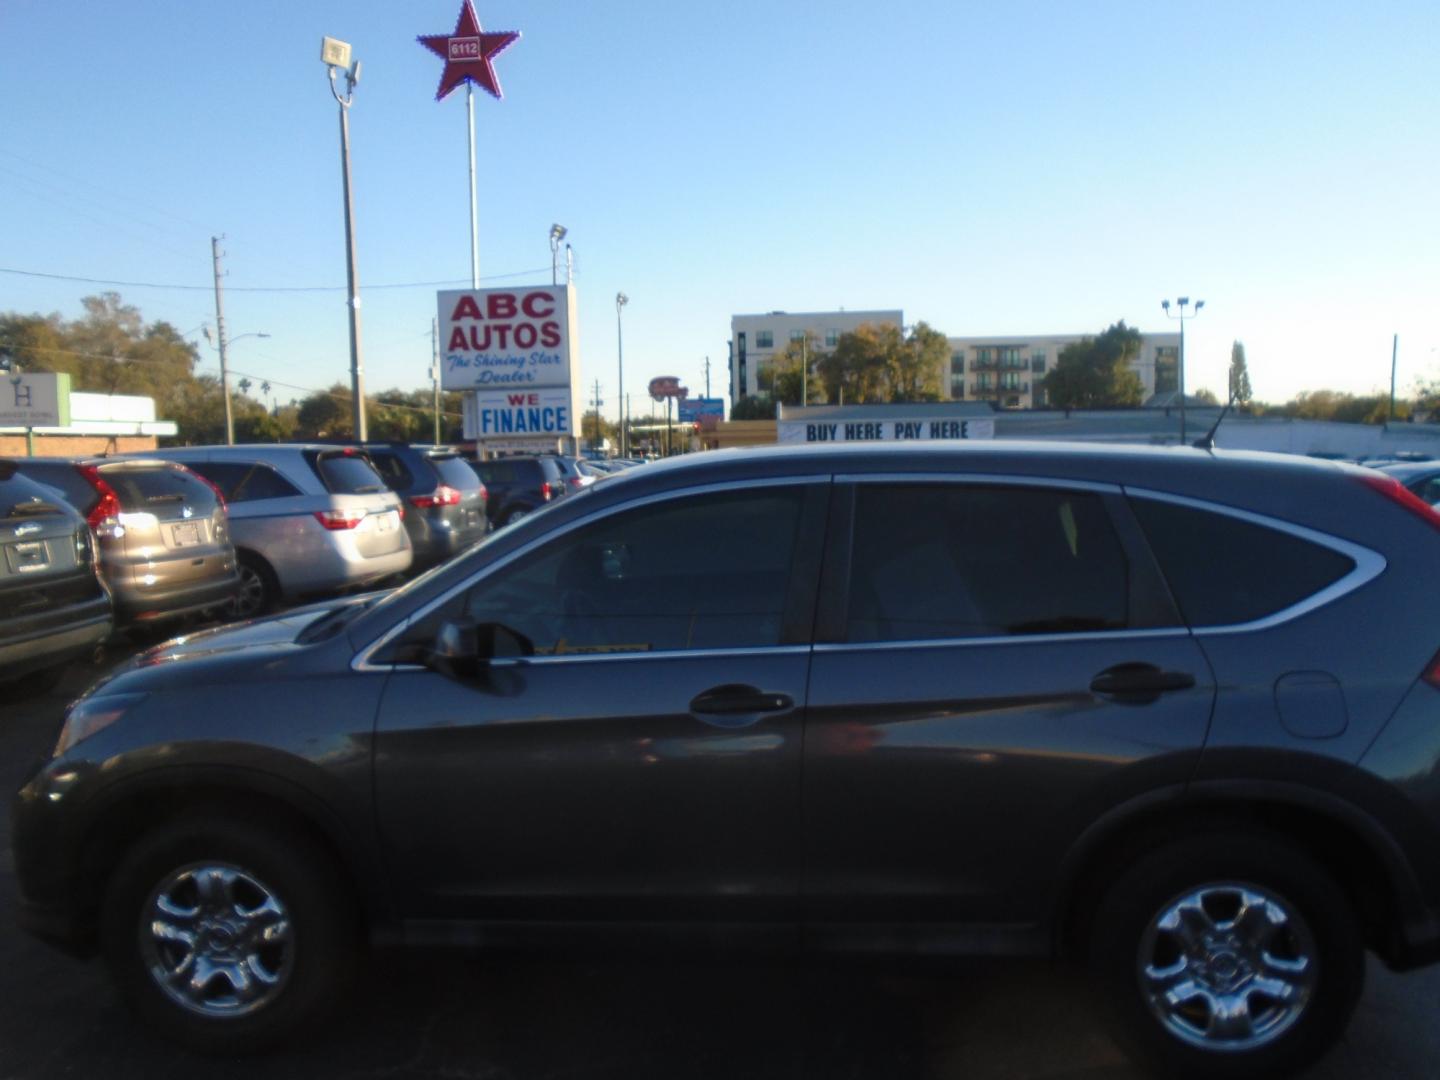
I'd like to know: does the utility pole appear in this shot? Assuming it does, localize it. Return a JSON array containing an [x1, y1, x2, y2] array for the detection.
[[325, 43, 367, 440], [589, 378, 603, 449], [210, 236, 235, 445], [615, 293, 629, 458], [1390, 334, 1399, 422], [801, 336, 808, 407], [704, 356, 711, 400], [431, 318, 442, 443]]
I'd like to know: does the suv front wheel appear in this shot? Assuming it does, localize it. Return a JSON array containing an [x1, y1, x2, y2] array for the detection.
[[1089, 829, 1363, 1078], [100, 814, 356, 1054]]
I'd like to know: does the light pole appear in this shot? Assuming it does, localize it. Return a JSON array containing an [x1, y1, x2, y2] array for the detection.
[[202, 327, 269, 444], [322, 36, 367, 441], [1161, 297, 1204, 444], [616, 292, 629, 458], [549, 224, 567, 286]]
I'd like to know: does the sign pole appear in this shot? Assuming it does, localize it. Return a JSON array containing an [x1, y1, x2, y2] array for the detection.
[[466, 82, 479, 288]]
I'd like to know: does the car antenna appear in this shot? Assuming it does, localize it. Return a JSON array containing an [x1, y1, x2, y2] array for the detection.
[[1193, 387, 1237, 451]]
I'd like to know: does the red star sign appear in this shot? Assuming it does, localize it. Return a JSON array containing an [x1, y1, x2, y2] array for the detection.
[[417, 1, 520, 102]]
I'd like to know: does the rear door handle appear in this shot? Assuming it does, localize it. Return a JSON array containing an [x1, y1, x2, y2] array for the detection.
[[1090, 664, 1196, 699], [689, 684, 794, 727]]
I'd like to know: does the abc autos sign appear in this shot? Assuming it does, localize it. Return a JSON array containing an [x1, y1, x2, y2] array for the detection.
[[438, 285, 578, 392]]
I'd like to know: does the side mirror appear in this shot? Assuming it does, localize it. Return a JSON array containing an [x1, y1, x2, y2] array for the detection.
[[427, 618, 534, 680]]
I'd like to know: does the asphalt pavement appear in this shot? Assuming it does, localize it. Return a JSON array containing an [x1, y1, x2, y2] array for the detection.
[[2, 650, 1437, 1080]]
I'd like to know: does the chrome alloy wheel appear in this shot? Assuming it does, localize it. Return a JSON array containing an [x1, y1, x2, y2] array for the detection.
[[140, 863, 294, 1018], [1138, 883, 1318, 1052]]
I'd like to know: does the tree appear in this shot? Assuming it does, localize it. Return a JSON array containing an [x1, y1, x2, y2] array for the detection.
[[768, 333, 829, 406], [1192, 388, 1221, 405], [295, 385, 353, 439], [1228, 341, 1253, 407], [582, 409, 617, 447], [729, 395, 777, 420], [814, 322, 945, 405], [1041, 321, 1146, 408]]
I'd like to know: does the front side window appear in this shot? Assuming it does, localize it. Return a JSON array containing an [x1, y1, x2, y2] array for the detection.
[[434, 487, 807, 655], [845, 484, 1131, 643]]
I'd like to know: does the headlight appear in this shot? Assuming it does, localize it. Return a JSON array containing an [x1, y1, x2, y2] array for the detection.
[[54, 693, 147, 758]]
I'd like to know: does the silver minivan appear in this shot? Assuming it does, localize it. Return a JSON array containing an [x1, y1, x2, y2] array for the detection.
[[149, 445, 412, 617]]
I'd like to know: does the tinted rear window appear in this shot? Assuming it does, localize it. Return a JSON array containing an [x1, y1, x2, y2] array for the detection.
[[310, 453, 388, 495], [100, 465, 217, 510], [16, 464, 97, 514], [846, 484, 1131, 642], [1130, 497, 1355, 627], [430, 455, 480, 490]]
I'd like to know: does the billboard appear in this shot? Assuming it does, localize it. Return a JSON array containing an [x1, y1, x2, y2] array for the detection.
[[678, 397, 724, 422], [777, 417, 996, 444], [438, 285, 577, 393], [0, 373, 71, 428]]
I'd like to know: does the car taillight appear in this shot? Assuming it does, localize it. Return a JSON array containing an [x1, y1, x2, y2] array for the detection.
[[409, 485, 462, 509], [1423, 651, 1440, 691], [541, 481, 554, 501], [568, 476, 583, 490], [78, 465, 124, 538], [477, 482, 488, 505], [1359, 473, 1440, 534], [313, 509, 367, 530], [191, 468, 227, 510]]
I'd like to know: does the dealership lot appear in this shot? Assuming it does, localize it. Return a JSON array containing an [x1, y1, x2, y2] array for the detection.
[[1, 654, 1437, 1079]]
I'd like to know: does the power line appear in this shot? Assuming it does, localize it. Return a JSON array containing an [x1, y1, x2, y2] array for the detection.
[[0, 264, 557, 294], [0, 339, 464, 418]]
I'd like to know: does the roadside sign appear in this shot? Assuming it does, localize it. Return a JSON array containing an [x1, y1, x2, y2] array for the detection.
[[0, 373, 71, 428]]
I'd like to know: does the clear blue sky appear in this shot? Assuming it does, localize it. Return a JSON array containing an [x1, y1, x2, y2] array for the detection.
[[2, 0, 1436, 415]]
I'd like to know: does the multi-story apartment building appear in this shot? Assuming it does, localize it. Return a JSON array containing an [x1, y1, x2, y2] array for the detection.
[[728, 309, 903, 401], [945, 333, 1181, 409]]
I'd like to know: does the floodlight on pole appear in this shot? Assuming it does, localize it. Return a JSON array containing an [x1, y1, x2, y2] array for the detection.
[[323, 36, 367, 441], [616, 292, 629, 458], [1162, 296, 1206, 444], [549, 224, 567, 285]]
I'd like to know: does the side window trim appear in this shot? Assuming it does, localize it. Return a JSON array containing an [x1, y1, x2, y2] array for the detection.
[[353, 474, 835, 671], [1122, 486, 1388, 635]]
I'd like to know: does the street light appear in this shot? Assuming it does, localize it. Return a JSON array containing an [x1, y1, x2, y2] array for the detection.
[[202, 327, 270, 444], [549, 224, 567, 286], [616, 292, 629, 458], [322, 36, 367, 441], [1161, 296, 1205, 443]]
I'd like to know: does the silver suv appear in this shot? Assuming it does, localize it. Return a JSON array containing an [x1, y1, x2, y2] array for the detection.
[[17, 457, 238, 627], [148, 445, 412, 617]]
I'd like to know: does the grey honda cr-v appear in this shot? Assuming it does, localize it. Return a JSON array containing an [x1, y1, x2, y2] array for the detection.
[[14, 442, 1440, 1076]]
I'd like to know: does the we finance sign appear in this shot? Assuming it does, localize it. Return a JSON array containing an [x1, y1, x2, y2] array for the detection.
[[465, 388, 572, 439], [438, 285, 578, 391]]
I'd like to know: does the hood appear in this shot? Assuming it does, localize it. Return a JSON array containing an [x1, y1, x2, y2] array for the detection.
[[101, 594, 383, 687]]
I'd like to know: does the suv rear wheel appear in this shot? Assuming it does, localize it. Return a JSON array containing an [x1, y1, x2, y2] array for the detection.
[[100, 815, 356, 1054], [1089, 830, 1363, 1078]]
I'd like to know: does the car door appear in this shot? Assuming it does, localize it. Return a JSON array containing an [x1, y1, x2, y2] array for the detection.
[[370, 479, 829, 926], [801, 476, 1216, 937]]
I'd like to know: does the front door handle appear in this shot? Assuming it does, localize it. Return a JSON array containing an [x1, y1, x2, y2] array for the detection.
[[1090, 663, 1196, 701], [689, 684, 794, 726]]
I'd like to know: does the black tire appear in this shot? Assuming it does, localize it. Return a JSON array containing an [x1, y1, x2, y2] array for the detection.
[[502, 508, 529, 527], [100, 814, 358, 1054], [234, 553, 279, 620], [1088, 830, 1363, 1079]]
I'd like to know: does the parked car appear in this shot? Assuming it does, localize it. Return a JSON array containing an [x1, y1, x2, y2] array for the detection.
[[362, 444, 489, 572], [16, 457, 238, 627], [143, 445, 412, 618], [1379, 461, 1440, 505], [0, 461, 111, 692], [551, 454, 596, 493], [18, 443, 1440, 1076], [467, 454, 568, 526]]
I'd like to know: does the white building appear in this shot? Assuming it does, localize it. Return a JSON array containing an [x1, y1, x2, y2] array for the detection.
[[945, 332, 1181, 409], [729, 309, 903, 401]]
